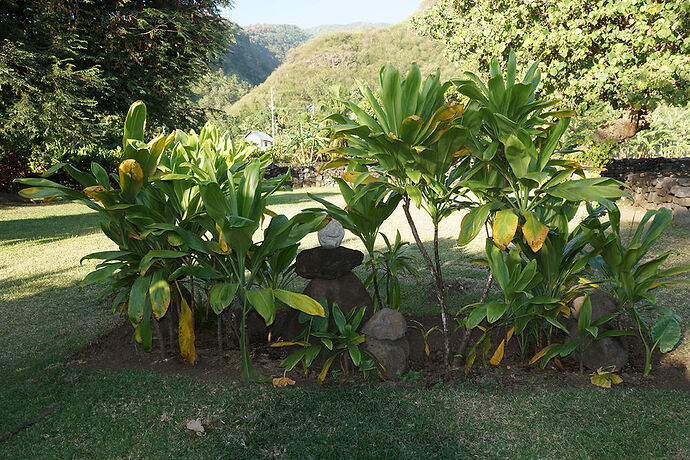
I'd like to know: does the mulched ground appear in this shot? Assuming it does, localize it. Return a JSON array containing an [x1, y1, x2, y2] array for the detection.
[[67, 312, 690, 392]]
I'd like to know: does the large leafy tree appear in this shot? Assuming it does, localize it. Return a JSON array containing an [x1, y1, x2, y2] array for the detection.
[[413, 0, 690, 138], [0, 0, 232, 187]]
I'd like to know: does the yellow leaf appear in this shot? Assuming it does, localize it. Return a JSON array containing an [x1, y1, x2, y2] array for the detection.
[[590, 374, 612, 388], [521, 212, 549, 252], [270, 342, 309, 348], [215, 223, 230, 253], [425, 343, 430, 356], [341, 171, 382, 185], [83, 186, 109, 202], [558, 305, 571, 319], [272, 376, 296, 387], [119, 159, 144, 200], [128, 231, 142, 241], [489, 339, 505, 366], [506, 326, 515, 343], [176, 281, 196, 365], [492, 209, 518, 250], [318, 355, 337, 386], [529, 344, 557, 365]]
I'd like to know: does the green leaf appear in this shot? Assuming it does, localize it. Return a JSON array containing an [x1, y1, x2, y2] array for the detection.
[[458, 204, 494, 246], [128, 275, 151, 325], [348, 344, 362, 366], [577, 294, 593, 337], [123, 101, 147, 151], [332, 304, 346, 335], [209, 282, 239, 315], [246, 289, 276, 326], [651, 314, 681, 353], [486, 301, 508, 323], [466, 303, 487, 329]]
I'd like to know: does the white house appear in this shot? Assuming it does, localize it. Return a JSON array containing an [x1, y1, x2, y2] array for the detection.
[[243, 130, 274, 151]]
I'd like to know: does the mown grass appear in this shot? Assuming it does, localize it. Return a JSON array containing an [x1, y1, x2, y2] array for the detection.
[[1, 189, 689, 458]]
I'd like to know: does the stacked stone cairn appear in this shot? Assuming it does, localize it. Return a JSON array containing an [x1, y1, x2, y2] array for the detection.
[[293, 220, 410, 379]]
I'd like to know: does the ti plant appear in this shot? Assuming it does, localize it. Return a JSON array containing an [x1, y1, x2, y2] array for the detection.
[[588, 207, 690, 375], [372, 231, 422, 311], [16, 101, 201, 362], [321, 63, 470, 365], [274, 302, 379, 385], [452, 52, 629, 370], [196, 159, 329, 381], [306, 175, 401, 309]]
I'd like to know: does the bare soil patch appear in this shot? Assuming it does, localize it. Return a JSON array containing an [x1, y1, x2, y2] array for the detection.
[[68, 313, 690, 392]]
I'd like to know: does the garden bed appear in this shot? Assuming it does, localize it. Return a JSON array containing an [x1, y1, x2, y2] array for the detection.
[[67, 314, 690, 392]]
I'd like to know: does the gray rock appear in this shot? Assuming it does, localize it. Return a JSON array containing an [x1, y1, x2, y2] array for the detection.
[[575, 336, 629, 371], [670, 185, 690, 198], [672, 197, 690, 207], [364, 336, 409, 380], [570, 289, 619, 323], [655, 176, 678, 190], [317, 219, 344, 249], [295, 247, 363, 280], [361, 308, 407, 341], [672, 206, 690, 226]]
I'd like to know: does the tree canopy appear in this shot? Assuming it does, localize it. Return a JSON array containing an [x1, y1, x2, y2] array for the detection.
[[413, 0, 690, 111], [0, 0, 232, 185]]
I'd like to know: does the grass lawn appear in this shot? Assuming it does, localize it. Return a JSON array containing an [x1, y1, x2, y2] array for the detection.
[[1, 188, 689, 458]]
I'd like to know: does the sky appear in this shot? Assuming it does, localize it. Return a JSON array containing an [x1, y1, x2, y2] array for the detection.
[[221, 0, 422, 29]]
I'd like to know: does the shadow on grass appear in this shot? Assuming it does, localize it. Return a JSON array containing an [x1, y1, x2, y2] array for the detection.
[[0, 212, 103, 246]]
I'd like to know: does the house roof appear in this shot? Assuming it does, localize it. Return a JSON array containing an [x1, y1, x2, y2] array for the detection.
[[244, 130, 274, 142]]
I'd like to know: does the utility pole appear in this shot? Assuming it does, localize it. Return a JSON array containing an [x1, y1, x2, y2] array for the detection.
[[270, 87, 276, 141]]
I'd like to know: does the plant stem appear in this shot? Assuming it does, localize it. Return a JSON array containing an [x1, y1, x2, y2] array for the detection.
[[402, 195, 451, 365], [457, 273, 494, 360], [153, 318, 166, 359]]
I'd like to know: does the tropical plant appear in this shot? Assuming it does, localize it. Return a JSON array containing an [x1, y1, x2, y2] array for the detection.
[[194, 158, 328, 381], [587, 207, 690, 375], [371, 231, 422, 311], [321, 63, 468, 364], [16, 101, 199, 361], [306, 177, 402, 309], [453, 52, 629, 369], [274, 303, 379, 385]]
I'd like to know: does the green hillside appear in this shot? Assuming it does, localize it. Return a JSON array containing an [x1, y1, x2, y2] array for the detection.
[[223, 23, 310, 87], [305, 22, 390, 36], [227, 21, 462, 134]]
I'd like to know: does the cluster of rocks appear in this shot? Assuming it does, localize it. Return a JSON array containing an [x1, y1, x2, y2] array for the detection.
[[602, 158, 690, 226], [264, 163, 347, 188], [290, 220, 410, 379]]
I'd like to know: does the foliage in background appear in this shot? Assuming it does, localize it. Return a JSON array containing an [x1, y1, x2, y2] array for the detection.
[[566, 138, 617, 168], [370, 231, 423, 311], [225, 21, 464, 137], [619, 103, 690, 158], [0, 0, 232, 188], [413, 0, 690, 111]]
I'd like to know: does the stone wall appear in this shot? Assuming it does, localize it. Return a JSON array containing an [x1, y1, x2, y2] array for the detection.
[[265, 162, 347, 188], [603, 158, 690, 225]]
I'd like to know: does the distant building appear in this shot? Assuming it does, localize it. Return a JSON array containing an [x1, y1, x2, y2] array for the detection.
[[243, 130, 274, 151]]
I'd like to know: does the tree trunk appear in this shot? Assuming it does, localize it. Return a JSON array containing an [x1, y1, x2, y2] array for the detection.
[[402, 195, 452, 365], [593, 104, 649, 143]]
